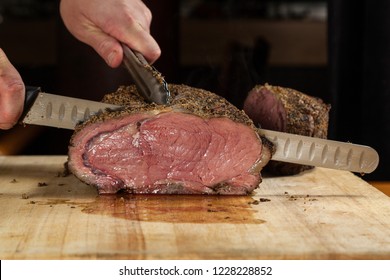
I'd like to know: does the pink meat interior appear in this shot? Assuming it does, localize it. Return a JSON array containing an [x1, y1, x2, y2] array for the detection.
[[72, 112, 263, 193], [243, 88, 286, 131]]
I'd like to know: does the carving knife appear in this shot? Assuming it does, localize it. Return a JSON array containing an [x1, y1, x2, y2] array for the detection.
[[257, 128, 379, 174], [21, 86, 379, 174]]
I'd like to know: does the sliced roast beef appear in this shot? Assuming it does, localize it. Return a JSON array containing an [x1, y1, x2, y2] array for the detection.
[[243, 84, 331, 175], [68, 84, 273, 195]]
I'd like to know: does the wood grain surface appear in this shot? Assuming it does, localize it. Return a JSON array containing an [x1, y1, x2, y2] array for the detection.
[[1, 156, 390, 260]]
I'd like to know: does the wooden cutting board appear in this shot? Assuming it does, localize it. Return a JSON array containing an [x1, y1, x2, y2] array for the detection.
[[1, 155, 390, 260]]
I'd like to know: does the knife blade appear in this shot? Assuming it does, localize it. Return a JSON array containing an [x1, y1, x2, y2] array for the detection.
[[121, 44, 170, 104], [21, 86, 379, 174], [21, 86, 121, 130], [258, 129, 379, 174]]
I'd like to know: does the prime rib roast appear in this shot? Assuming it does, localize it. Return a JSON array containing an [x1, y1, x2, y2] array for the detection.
[[67, 84, 274, 195], [243, 84, 331, 175]]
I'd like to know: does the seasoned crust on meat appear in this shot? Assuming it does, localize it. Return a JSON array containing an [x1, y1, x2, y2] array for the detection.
[[244, 83, 331, 176]]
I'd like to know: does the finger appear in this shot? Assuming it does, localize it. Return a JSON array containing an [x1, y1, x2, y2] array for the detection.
[[112, 20, 161, 64], [75, 24, 124, 68], [99, 22, 160, 65], [124, 35, 161, 64], [101, 2, 160, 64], [125, 0, 153, 33], [71, 17, 159, 67], [0, 82, 25, 129], [0, 49, 25, 129]]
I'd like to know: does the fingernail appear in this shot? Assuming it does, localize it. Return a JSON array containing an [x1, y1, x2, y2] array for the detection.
[[107, 51, 116, 66]]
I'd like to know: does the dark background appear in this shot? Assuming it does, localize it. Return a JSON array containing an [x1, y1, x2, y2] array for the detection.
[[0, 0, 388, 180]]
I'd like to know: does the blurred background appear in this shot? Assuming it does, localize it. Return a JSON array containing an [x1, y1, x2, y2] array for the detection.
[[0, 0, 389, 181]]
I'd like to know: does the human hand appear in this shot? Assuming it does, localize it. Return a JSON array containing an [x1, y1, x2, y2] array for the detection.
[[0, 49, 25, 130], [60, 0, 161, 68]]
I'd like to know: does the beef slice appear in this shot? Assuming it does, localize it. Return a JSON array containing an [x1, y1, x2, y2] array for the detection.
[[68, 84, 273, 195]]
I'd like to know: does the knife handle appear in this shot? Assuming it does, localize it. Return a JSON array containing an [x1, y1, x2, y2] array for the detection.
[[19, 86, 41, 124], [24, 86, 41, 114]]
